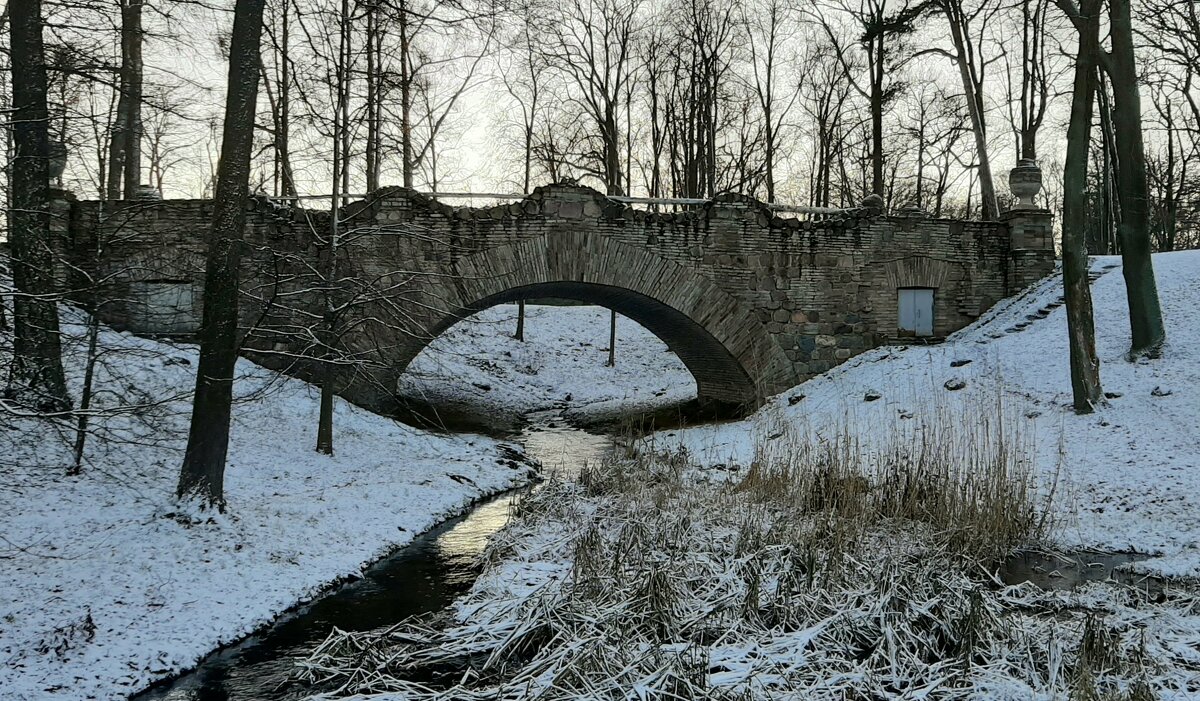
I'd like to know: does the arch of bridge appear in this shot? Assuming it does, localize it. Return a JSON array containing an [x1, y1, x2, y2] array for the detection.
[[403, 229, 798, 406]]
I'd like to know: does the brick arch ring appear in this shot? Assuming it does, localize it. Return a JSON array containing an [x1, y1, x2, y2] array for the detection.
[[399, 230, 798, 408]]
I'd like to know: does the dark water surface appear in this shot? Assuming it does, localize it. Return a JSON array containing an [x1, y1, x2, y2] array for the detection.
[[1001, 549, 1163, 594], [134, 416, 613, 701]]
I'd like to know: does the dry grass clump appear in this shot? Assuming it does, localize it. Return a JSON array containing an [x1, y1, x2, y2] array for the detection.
[[738, 397, 1052, 562], [295, 403, 1196, 700]]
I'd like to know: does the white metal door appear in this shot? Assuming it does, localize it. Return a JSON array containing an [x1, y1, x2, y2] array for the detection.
[[898, 288, 934, 337]]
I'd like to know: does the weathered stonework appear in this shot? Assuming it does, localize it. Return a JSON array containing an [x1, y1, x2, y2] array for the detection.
[[59, 183, 1055, 413]]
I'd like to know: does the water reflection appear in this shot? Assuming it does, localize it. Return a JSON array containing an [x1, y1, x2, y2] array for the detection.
[[136, 418, 612, 701]]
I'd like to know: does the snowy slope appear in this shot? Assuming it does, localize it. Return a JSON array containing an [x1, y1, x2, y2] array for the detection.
[[397, 304, 695, 423], [0, 308, 535, 700], [657, 252, 1200, 576]]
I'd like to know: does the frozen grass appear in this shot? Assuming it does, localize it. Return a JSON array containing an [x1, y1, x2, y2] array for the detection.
[[295, 406, 1200, 699], [732, 393, 1056, 563]]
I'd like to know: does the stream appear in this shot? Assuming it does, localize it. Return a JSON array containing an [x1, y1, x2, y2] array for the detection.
[[132, 409, 1162, 700], [135, 413, 615, 701]]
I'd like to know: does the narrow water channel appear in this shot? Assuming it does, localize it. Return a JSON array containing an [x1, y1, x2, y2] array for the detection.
[[135, 414, 615, 701]]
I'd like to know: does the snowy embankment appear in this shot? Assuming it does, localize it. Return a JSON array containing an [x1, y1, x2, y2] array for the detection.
[[657, 251, 1200, 577], [0, 306, 536, 700], [397, 304, 695, 424]]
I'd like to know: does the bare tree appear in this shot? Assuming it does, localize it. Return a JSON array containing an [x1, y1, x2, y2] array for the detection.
[[743, 0, 801, 203], [923, 0, 1002, 219], [1107, 0, 1166, 357], [1056, 0, 1103, 413], [812, 0, 924, 200], [177, 0, 267, 508], [799, 40, 856, 208], [105, 0, 143, 200], [500, 1, 547, 194], [6, 0, 71, 411], [1145, 81, 1200, 252], [1014, 0, 1052, 160], [539, 0, 642, 194]]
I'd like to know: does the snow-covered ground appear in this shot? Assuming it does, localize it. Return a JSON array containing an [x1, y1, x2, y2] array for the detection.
[[0, 307, 536, 700], [6, 250, 1199, 698], [656, 251, 1200, 577], [397, 304, 695, 424]]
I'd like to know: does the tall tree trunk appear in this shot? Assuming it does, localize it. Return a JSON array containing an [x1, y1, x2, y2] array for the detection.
[[177, 0, 267, 507], [106, 0, 142, 199], [1108, 0, 1166, 358], [399, 0, 413, 188], [317, 0, 351, 456], [1096, 71, 1118, 254], [604, 105, 622, 195], [276, 0, 293, 197], [943, 0, 998, 220], [1059, 0, 1103, 413], [607, 309, 616, 367], [915, 120, 926, 207], [870, 35, 884, 198], [122, 0, 143, 195], [365, 1, 380, 192], [6, 0, 70, 411]]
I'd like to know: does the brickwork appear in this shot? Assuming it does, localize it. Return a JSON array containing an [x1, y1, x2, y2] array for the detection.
[[59, 183, 1055, 413]]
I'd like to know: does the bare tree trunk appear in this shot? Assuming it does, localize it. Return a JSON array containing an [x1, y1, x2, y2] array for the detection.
[[6, 0, 70, 411], [399, 0, 413, 188], [1059, 0, 1103, 414], [1018, 0, 1049, 160], [870, 35, 884, 198], [177, 0, 267, 507], [365, 1, 380, 192], [317, 0, 351, 457], [71, 313, 99, 473], [122, 0, 143, 196], [1096, 70, 1118, 254], [1108, 0, 1166, 358], [279, 0, 292, 196], [607, 309, 616, 367], [258, 57, 297, 196], [942, 0, 998, 219], [106, 0, 142, 199], [515, 299, 525, 341]]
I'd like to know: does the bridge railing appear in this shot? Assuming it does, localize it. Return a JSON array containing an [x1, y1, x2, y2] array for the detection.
[[263, 191, 861, 221]]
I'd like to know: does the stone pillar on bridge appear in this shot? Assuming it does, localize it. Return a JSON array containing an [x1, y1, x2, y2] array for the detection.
[[1003, 160, 1056, 292]]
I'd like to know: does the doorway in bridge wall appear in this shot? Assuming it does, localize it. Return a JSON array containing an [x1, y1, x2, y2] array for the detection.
[[897, 287, 935, 338]]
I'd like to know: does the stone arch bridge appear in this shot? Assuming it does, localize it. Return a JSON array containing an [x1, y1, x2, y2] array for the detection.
[[57, 183, 1053, 413]]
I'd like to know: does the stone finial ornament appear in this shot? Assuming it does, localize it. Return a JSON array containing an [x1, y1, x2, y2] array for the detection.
[[1008, 158, 1043, 209], [860, 193, 885, 213]]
